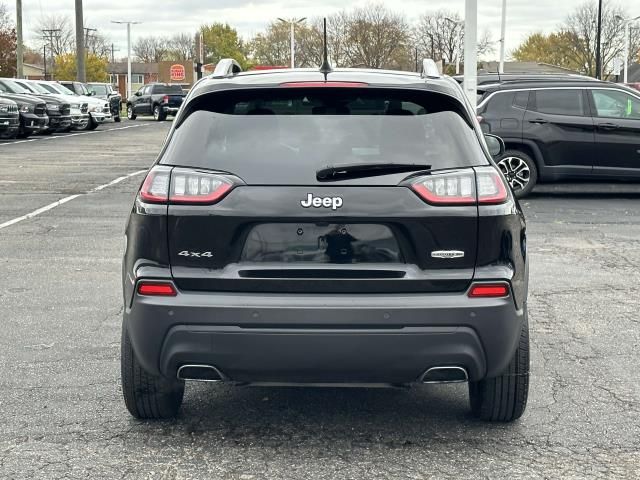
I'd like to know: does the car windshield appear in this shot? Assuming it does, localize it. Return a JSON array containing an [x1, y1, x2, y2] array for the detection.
[[161, 89, 487, 183], [89, 85, 108, 95], [37, 83, 60, 94], [1, 79, 31, 94], [25, 82, 50, 94], [54, 84, 76, 95]]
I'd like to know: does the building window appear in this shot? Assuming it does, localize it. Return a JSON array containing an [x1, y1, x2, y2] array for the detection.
[[109, 74, 119, 84], [131, 74, 144, 84]]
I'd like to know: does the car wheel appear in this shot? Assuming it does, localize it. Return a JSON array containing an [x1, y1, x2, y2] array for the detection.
[[469, 309, 529, 422], [153, 105, 166, 121], [127, 105, 136, 120], [121, 322, 184, 419], [496, 150, 538, 198]]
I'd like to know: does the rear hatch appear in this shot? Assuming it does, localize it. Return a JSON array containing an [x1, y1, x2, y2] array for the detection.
[[155, 85, 185, 108], [157, 86, 495, 294]]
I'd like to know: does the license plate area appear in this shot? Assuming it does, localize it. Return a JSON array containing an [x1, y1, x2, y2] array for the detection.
[[240, 223, 403, 264]]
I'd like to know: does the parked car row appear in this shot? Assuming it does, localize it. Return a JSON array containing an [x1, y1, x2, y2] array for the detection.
[[0, 78, 121, 139], [455, 74, 640, 197]]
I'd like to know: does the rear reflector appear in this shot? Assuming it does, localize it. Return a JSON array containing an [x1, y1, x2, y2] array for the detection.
[[468, 283, 509, 298], [137, 282, 177, 296], [280, 81, 369, 88]]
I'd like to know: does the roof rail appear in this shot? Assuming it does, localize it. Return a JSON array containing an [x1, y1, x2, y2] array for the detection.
[[421, 59, 441, 79], [211, 59, 243, 78]]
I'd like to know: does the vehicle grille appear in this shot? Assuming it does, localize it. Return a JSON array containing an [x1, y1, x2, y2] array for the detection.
[[35, 104, 47, 116], [81, 103, 88, 114], [61, 104, 71, 116], [7, 104, 18, 114]]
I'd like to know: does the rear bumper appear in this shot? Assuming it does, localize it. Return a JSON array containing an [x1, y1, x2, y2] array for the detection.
[[125, 288, 525, 384], [162, 105, 180, 115]]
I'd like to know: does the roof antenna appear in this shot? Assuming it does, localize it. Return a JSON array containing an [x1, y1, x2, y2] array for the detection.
[[319, 17, 332, 77]]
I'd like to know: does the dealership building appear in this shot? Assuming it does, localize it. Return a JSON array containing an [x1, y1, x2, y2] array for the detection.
[[107, 60, 195, 97]]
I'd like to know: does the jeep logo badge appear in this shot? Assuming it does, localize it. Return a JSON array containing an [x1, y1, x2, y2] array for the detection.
[[301, 193, 343, 210]]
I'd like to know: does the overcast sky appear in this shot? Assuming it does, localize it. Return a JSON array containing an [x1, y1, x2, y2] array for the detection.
[[17, 0, 637, 61]]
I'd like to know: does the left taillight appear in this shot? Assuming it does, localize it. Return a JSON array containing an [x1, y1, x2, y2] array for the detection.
[[162, 95, 169, 103], [138, 167, 235, 205], [410, 167, 508, 206], [137, 281, 177, 296]]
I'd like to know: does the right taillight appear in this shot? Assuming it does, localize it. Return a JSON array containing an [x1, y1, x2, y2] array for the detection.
[[411, 167, 507, 205], [138, 167, 235, 205]]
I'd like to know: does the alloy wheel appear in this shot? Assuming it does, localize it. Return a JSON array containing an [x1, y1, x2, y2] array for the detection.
[[497, 156, 531, 191]]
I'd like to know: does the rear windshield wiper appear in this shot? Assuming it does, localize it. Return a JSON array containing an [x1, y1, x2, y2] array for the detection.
[[316, 163, 431, 182]]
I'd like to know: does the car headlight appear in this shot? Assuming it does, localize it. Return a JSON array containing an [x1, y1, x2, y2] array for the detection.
[[20, 105, 34, 113], [0, 105, 9, 113], [47, 104, 60, 111], [90, 105, 101, 113], [71, 103, 80, 109]]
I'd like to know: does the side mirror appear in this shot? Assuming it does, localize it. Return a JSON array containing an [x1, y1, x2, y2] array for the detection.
[[484, 134, 505, 158], [135, 91, 142, 97]]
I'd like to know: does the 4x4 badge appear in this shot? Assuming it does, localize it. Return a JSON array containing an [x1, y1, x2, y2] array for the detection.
[[301, 193, 343, 210], [431, 250, 465, 259]]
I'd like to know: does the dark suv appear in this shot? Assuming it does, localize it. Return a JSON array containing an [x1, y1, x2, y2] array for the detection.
[[478, 80, 640, 197], [121, 60, 530, 422]]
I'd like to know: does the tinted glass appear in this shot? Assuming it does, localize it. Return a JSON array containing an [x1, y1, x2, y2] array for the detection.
[[591, 89, 640, 120], [534, 89, 585, 116], [160, 88, 486, 184], [513, 91, 530, 109], [90, 85, 108, 95], [152, 85, 183, 95], [0, 79, 30, 94]]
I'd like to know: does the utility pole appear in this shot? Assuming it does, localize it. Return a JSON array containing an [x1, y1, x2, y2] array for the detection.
[[499, 0, 507, 74], [595, 0, 603, 79], [463, 0, 478, 103], [42, 29, 61, 80], [74, 0, 86, 82], [110, 43, 120, 64], [16, 0, 24, 78], [111, 21, 141, 100], [43, 45, 47, 79], [84, 27, 97, 56]]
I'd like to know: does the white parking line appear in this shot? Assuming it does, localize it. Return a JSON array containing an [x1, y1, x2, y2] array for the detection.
[[0, 123, 151, 146], [0, 169, 147, 230]]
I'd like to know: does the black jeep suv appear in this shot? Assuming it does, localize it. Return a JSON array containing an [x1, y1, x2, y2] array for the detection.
[[122, 60, 530, 422], [478, 80, 640, 197]]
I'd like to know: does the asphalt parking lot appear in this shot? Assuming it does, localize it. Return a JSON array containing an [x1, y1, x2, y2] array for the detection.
[[0, 120, 639, 479]]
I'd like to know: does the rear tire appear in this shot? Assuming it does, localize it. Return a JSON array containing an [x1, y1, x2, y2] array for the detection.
[[153, 105, 166, 121], [121, 323, 184, 419], [469, 310, 529, 422], [497, 150, 538, 199]]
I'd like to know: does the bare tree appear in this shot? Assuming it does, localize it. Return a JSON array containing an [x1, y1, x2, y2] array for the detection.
[[133, 36, 168, 63], [166, 33, 194, 61], [33, 14, 75, 56], [345, 3, 409, 69]]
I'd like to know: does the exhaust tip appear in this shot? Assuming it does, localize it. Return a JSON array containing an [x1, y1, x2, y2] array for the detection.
[[177, 364, 225, 382], [421, 366, 468, 384]]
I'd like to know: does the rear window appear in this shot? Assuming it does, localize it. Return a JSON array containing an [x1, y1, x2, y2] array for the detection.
[[160, 88, 488, 183], [153, 85, 183, 95]]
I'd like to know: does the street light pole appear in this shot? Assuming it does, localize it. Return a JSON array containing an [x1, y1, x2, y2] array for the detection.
[[111, 21, 141, 100], [463, 0, 478, 103], [499, 0, 507, 74], [277, 18, 307, 68]]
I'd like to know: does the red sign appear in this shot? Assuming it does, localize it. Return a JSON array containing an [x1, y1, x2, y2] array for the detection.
[[170, 64, 186, 82]]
